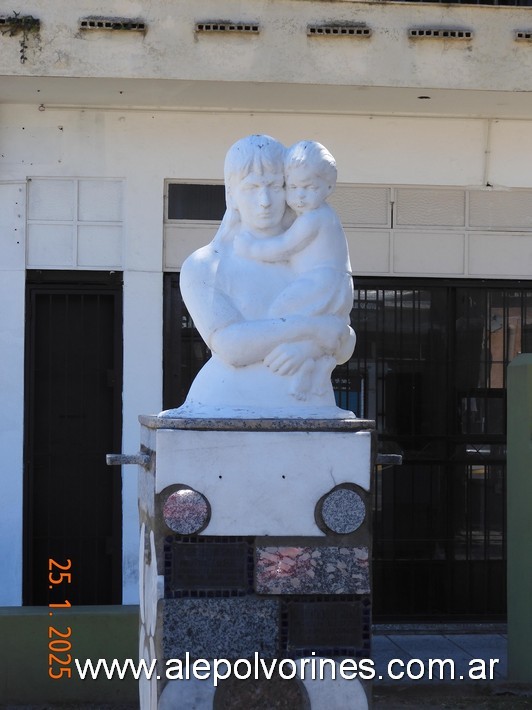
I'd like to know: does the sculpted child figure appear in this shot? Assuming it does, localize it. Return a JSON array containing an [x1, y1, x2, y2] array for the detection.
[[234, 140, 354, 399], [161, 134, 356, 419]]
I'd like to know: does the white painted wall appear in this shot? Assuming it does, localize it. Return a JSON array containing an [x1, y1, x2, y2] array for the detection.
[[2, 102, 532, 604], [2, 0, 532, 95], [122, 270, 163, 603], [0, 183, 26, 605], [1, 105, 497, 186]]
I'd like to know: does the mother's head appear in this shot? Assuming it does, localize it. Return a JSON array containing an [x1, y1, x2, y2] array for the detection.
[[216, 135, 287, 242]]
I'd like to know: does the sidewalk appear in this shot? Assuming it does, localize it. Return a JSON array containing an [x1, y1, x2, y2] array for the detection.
[[373, 627, 532, 708], [373, 627, 507, 682]]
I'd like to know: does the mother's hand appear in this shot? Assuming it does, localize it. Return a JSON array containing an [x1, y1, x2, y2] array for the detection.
[[264, 340, 321, 375]]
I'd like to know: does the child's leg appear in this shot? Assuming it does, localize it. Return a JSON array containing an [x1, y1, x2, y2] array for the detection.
[[311, 355, 337, 395], [269, 267, 352, 318], [268, 276, 319, 318], [289, 358, 315, 400]]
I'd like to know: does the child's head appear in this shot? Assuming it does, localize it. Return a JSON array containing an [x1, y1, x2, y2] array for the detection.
[[284, 141, 337, 214]]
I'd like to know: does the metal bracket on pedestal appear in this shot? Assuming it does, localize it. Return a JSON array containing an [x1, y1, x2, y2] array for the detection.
[[106, 453, 152, 468], [376, 453, 403, 466]]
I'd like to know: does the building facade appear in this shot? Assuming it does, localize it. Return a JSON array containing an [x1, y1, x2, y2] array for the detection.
[[2, 0, 532, 620]]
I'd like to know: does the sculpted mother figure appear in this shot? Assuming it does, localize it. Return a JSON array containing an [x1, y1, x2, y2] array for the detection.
[[162, 135, 356, 418]]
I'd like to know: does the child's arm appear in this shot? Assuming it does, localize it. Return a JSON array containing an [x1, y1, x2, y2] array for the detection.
[[234, 213, 319, 263]]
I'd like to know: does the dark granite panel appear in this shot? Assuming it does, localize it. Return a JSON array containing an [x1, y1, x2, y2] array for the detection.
[[163, 598, 280, 658], [171, 540, 250, 592], [286, 599, 363, 650]]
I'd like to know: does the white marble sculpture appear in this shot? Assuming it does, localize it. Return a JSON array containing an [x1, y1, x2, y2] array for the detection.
[[161, 135, 356, 419]]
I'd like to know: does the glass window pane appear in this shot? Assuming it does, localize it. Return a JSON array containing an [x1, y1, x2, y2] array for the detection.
[[167, 184, 226, 220]]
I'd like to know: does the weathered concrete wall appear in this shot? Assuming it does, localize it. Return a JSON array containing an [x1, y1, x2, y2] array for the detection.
[[1, 0, 532, 94]]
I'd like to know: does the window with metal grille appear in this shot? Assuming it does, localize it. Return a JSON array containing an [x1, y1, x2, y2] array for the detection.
[[345, 279, 532, 620]]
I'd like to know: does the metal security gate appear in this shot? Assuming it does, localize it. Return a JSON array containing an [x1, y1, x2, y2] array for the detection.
[[163, 274, 532, 621], [24, 271, 123, 605], [340, 280, 532, 621]]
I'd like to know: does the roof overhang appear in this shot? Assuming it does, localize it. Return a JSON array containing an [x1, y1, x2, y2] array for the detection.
[[2, 75, 532, 120]]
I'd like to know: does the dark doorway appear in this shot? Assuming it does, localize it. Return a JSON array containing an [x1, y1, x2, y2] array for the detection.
[[163, 274, 532, 621], [24, 271, 123, 605], [163, 273, 211, 409]]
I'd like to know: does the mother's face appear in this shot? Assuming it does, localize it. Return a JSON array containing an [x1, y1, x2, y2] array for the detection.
[[231, 170, 286, 236]]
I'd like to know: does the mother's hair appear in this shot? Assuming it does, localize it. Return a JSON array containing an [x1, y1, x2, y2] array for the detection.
[[213, 135, 286, 245]]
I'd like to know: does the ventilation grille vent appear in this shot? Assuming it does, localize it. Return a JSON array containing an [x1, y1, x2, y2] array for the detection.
[[307, 24, 372, 38], [0, 15, 40, 29], [515, 30, 532, 41], [409, 28, 472, 39], [80, 18, 146, 32], [195, 22, 260, 34]]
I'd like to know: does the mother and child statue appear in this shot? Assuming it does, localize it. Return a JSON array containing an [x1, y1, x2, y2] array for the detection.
[[161, 134, 357, 419]]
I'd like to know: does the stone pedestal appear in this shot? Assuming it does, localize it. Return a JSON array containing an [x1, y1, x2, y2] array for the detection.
[[137, 416, 375, 709]]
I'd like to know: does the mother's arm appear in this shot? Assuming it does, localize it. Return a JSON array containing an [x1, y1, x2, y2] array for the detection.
[[180, 245, 346, 369], [210, 313, 345, 368]]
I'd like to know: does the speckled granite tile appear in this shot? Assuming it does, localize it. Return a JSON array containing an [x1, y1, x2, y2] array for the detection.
[[163, 597, 279, 658], [320, 488, 366, 534], [162, 489, 209, 534], [256, 545, 369, 595]]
